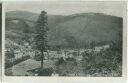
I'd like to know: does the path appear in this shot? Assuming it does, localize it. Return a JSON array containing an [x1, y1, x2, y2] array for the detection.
[[6, 59, 56, 76]]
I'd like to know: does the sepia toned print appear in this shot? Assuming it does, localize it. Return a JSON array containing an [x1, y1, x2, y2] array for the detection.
[[5, 1, 124, 76]]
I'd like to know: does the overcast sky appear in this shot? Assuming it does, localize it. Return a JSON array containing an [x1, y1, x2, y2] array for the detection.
[[5, 1, 125, 17]]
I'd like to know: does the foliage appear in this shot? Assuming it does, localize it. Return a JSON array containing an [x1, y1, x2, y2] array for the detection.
[[5, 55, 30, 69], [35, 11, 49, 51], [5, 48, 15, 59], [82, 36, 122, 76], [38, 67, 54, 76], [34, 11, 49, 68]]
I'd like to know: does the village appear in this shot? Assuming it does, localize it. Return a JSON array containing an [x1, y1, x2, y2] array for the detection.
[[5, 39, 111, 76], [5, 39, 110, 62]]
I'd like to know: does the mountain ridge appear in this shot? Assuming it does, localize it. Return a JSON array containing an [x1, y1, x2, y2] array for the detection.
[[6, 11, 123, 47]]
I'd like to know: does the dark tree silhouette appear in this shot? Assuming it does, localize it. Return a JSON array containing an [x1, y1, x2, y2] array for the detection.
[[35, 11, 49, 69]]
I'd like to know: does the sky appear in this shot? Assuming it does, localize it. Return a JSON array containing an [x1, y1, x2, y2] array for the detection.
[[5, 1, 125, 17]]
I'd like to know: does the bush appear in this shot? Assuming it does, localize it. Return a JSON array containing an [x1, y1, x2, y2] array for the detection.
[[66, 57, 76, 61], [34, 54, 42, 61], [56, 60, 78, 76], [82, 46, 122, 76], [38, 67, 54, 76], [55, 57, 65, 66]]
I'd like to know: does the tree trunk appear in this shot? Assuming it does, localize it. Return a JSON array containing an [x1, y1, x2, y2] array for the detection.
[[41, 52, 44, 69], [47, 51, 49, 61]]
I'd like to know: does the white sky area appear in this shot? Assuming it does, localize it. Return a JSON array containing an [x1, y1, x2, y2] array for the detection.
[[6, 1, 125, 17]]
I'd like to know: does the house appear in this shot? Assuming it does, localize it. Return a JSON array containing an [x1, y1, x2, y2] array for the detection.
[[94, 46, 103, 52], [94, 44, 110, 52], [103, 45, 110, 50]]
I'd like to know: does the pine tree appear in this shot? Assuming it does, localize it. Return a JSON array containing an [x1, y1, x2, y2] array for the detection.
[[35, 11, 49, 69]]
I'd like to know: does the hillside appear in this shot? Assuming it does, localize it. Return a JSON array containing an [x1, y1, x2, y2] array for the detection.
[[6, 11, 123, 48], [49, 13, 122, 46], [6, 11, 66, 29]]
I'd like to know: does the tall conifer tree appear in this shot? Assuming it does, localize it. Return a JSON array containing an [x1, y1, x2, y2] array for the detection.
[[35, 11, 49, 68]]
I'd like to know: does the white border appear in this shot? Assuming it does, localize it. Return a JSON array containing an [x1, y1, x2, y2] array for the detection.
[[1, 1, 128, 83]]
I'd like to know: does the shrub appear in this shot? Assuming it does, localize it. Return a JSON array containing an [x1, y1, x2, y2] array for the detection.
[[38, 67, 54, 76], [82, 46, 122, 76]]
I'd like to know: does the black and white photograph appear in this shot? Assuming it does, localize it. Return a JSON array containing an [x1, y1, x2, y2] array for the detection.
[[4, 1, 125, 77]]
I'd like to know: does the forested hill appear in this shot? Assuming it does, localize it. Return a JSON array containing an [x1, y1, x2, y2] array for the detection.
[[6, 11, 123, 47]]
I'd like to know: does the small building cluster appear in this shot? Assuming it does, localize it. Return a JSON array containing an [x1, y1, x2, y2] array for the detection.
[[5, 38, 110, 63]]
